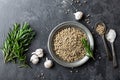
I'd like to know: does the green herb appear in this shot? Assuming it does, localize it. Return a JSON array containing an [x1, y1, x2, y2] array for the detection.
[[81, 38, 94, 59], [1, 23, 35, 67]]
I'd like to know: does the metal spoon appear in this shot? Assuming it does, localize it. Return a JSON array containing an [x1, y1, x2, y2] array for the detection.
[[95, 22, 112, 60], [106, 29, 117, 68]]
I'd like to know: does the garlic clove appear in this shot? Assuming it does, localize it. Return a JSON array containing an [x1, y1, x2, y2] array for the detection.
[[35, 48, 44, 58], [74, 11, 83, 20], [31, 58, 39, 64], [35, 51, 44, 58], [44, 58, 53, 68], [30, 55, 39, 64], [30, 55, 39, 61]]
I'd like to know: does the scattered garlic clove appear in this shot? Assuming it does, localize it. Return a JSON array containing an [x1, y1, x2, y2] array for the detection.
[[30, 55, 38, 60], [31, 58, 39, 64], [35, 48, 44, 58], [44, 58, 53, 68], [74, 11, 83, 20], [30, 55, 39, 64]]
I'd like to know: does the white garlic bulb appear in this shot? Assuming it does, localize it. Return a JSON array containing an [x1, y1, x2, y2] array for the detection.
[[74, 11, 83, 20], [30, 55, 39, 64], [44, 58, 53, 68], [33, 48, 44, 58]]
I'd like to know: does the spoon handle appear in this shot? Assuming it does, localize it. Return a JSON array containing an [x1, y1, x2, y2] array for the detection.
[[111, 43, 117, 68], [102, 35, 112, 60]]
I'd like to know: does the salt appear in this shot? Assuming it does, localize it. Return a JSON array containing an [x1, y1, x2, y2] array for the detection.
[[106, 29, 116, 43]]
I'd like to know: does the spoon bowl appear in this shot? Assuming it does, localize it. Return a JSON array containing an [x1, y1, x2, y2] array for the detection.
[[95, 22, 106, 36]]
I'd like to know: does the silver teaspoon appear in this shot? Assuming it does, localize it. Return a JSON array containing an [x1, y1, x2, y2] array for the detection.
[[106, 29, 117, 68], [96, 22, 112, 61]]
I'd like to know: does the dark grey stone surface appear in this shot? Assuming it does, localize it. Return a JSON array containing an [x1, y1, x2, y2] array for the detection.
[[0, 0, 120, 80]]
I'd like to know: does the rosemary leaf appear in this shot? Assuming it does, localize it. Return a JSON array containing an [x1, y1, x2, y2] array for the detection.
[[81, 38, 94, 59], [1, 22, 35, 67]]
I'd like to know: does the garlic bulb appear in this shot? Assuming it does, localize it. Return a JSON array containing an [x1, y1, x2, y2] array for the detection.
[[30, 55, 39, 64], [44, 58, 53, 68], [74, 11, 83, 20], [32, 48, 44, 58]]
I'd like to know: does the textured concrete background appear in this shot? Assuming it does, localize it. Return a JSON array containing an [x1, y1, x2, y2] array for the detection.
[[0, 0, 120, 80]]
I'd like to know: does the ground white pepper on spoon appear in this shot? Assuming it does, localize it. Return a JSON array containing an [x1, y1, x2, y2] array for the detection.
[[106, 29, 117, 68], [106, 29, 116, 43]]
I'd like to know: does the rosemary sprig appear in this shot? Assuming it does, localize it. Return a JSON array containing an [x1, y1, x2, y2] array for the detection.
[[1, 23, 35, 67], [81, 38, 94, 59]]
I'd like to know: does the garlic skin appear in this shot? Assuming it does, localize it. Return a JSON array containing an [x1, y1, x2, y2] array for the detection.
[[44, 58, 53, 68], [74, 11, 83, 20], [30, 55, 39, 64]]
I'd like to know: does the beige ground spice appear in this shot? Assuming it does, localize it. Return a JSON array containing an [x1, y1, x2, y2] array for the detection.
[[53, 27, 87, 62], [96, 24, 105, 35]]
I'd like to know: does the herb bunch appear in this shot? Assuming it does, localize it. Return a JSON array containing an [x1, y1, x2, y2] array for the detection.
[[81, 38, 94, 59], [1, 23, 35, 67]]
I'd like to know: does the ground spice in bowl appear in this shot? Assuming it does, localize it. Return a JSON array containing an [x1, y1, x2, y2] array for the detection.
[[53, 27, 87, 62]]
